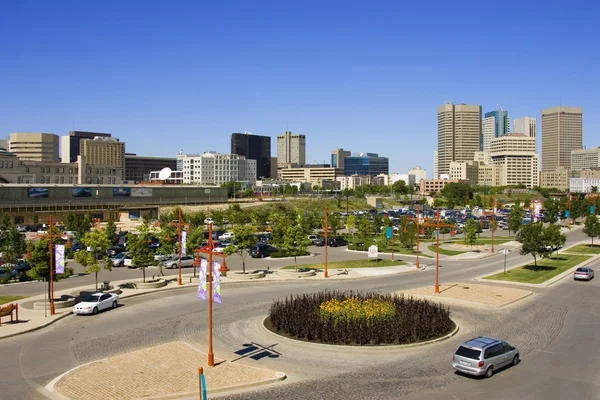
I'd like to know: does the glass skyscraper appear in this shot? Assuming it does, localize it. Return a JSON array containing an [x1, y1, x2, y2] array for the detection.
[[344, 153, 389, 176]]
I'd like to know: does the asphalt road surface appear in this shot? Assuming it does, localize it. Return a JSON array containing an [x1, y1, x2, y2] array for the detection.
[[1, 227, 598, 400]]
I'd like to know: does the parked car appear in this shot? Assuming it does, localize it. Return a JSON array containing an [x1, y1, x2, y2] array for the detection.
[[111, 252, 130, 267], [204, 218, 214, 225], [72, 292, 119, 315], [0, 268, 12, 280], [214, 243, 236, 253], [250, 244, 277, 258], [107, 245, 127, 257], [163, 255, 195, 269], [328, 237, 348, 247], [16, 225, 27, 233], [154, 253, 175, 263], [218, 232, 235, 241], [199, 241, 221, 253], [315, 237, 327, 246], [123, 255, 134, 268], [6, 260, 31, 277], [307, 235, 321, 245], [574, 267, 594, 281], [452, 337, 519, 378]]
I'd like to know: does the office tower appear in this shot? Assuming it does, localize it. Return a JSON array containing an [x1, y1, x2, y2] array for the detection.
[[344, 153, 389, 176], [331, 148, 351, 169], [482, 110, 510, 151], [9, 132, 59, 162], [179, 152, 256, 185], [230, 132, 271, 178], [408, 166, 427, 183], [513, 117, 537, 138], [437, 103, 482, 176], [433, 151, 438, 178], [61, 131, 112, 163], [277, 131, 306, 166], [541, 106, 583, 171], [489, 133, 539, 188], [125, 154, 177, 182], [80, 136, 126, 178], [571, 148, 600, 170]]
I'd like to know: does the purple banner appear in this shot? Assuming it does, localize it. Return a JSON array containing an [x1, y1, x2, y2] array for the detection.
[[212, 261, 222, 304], [197, 258, 207, 300], [181, 230, 187, 256], [55, 244, 65, 274]]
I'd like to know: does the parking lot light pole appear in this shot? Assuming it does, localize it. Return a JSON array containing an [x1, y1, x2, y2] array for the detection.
[[43, 215, 64, 316], [207, 222, 215, 367], [324, 208, 328, 278], [419, 209, 455, 294], [405, 206, 421, 269], [170, 209, 190, 286]]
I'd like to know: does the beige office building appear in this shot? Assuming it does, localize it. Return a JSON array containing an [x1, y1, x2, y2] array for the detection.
[[437, 103, 482, 176], [277, 131, 306, 167], [478, 163, 504, 187], [331, 148, 351, 169], [513, 117, 537, 138], [489, 133, 539, 188], [571, 147, 600, 171], [541, 106, 583, 171], [80, 137, 126, 178], [9, 132, 59, 162], [539, 166, 570, 190], [279, 165, 343, 186]]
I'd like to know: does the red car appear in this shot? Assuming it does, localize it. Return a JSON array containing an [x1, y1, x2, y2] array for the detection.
[[199, 241, 221, 253]]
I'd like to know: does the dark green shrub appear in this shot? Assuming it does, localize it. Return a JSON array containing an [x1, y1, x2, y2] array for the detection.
[[268, 290, 453, 345]]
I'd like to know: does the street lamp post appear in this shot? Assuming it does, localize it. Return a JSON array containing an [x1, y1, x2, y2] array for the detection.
[[324, 208, 329, 278], [404, 206, 422, 269], [42, 215, 64, 315], [481, 196, 496, 253], [419, 209, 455, 293], [170, 209, 190, 286]]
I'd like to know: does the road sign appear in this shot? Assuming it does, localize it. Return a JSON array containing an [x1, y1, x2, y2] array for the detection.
[[386, 226, 393, 239], [503, 248, 509, 255], [591, 206, 595, 215], [368, 245, 379, 258], [565, 210, 570, 218]]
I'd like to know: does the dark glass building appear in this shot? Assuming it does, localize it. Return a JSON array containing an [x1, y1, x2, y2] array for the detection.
[[231, 133, 271, 178], [125, 154, 177, 182], [344, 153, 389, 176], [62, 131, 112, 163]]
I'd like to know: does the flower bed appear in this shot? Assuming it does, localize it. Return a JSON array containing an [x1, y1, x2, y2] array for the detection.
[[267, 290, 454, 345]]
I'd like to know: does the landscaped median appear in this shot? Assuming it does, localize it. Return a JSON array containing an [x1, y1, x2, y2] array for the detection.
[[0, 296, 25, 306], [427, 245, 466, 256], [564, 244, 600, 255], [483, 254, 592, 284], [280, 259, 406, 270]]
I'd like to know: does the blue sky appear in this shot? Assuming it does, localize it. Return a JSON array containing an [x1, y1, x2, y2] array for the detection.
[[1, 1, 598, 176]]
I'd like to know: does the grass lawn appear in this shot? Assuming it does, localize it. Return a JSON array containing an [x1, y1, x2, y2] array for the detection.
[[389, 247, 434, 258], [454, 237, 514, 245], [427, 244, 466, 256], [280, 259, 406, 270], [564, 244, 600, 254], [0, 296, 25, 305], [483, 254, 592, 284]]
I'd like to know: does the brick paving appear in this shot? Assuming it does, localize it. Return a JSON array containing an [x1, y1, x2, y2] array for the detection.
[[53, 341, 284, 400]]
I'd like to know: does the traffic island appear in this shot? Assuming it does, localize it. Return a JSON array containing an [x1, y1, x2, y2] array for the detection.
[[277, 269, 317, 278], [228, 271, 266, 280], [399, 282, 533, 308], [120, 279, 168, 289], [48, 341, 286, 400], [32, 295, 76, 311]]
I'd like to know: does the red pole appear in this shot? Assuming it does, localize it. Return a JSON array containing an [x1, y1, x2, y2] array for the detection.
[[49, 215, 56, 315], [178, 208, 183, 286], [491, 196, 495, 254], [207, 222, 215, 367], [324, 209, 328, 278], [415, 207, 420, 269], [198, 367, 203, 400], [391, 222, 394, 261], [435, 209, 440, 294]]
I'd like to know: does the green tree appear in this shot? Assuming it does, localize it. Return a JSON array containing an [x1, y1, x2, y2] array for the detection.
[[226, 204, 248, 227], [269, 210, 294, 247], [105, 215, 117, 244], [544, 199, 560, 224], [356, 215, 373, 243], [74, 229, 113, 291], [345, 214, 357, 234], [243, 188, 255, 198], [186, 226, 207, 277], [141, 211, 153, 225], [508, 203, 525, 237], [223, 225, 258, 274], [250, 208, 269, 232], [28, 229, 72, 298], [543, 223, 566, 257], [517, 223, 550, 267], [441, 182, 472, 208], [0, 226, 27, 266], [210, 209, 227, 228], [463, 219, 478, 249], [433, 198, 445, 208], [157, 223, 177, 260], [0, 210, 11, 230], [583, 214, 600, 245], [280, 224, 312, 270], [65, 212, 94, 239], [398, 217, 416, 250], [571, 198, 588, 221], [126, 223, 155, 283], [326, 212, 342, 235], [187, 210, 207, 229]]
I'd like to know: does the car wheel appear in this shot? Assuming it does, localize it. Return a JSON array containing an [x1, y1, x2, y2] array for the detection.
[[92, 307, 98, 315], [112, 301, 117, 309], [171, 264, 177, 269], [512, 355, 519, 366], [485, 366, 493, 378], [119, 262, 124, 267]]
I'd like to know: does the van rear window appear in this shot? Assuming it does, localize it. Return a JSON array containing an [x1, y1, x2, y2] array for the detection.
[[455, 346, 481, 360]]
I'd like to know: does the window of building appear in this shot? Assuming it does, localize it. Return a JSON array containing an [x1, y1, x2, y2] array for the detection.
[[60, 177, 64, 184], [55, 168, 59, 173], [69, 177, 73, 184], [55, 177, 59, 184]]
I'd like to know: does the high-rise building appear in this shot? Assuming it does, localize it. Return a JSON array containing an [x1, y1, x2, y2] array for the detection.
[[482, 110, 510, 151], [124, 154, 177, 182], [9, 132, 59, 162], [437, 103, 482, 176], [344, 153, 389, 176], [179, 152, 256, 185], [230, 133, 271, 178], [80, 137, 126, 178], [513, 117, 537, 138], [571, 148, 600, 170], [408, 166, 427, 184], [433, 151, 438, 178], [331, 148, 351, 169], [61, 131, 112, 163], [277, 131, 306, 167], [541, 106, 583, 171], [489, 133, 539, 188]]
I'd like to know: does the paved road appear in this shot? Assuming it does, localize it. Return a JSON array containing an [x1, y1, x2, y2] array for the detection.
[[0, 227, 596, 400]]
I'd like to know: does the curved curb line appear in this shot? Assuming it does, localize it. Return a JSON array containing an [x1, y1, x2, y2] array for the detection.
[[261, 316, 459, 351], [0, 311, 74, 341], [44, 358, 108, 399]]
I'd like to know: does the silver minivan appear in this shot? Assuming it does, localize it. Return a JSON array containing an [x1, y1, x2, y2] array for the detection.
[[452, 337, 519, 378]]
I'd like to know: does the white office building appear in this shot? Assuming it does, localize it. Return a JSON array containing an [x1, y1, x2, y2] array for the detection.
[[513, 117, 537, 138], [178, 152, 256, 185], [570, 178, 600, 193], [408, 166, 427, 184]]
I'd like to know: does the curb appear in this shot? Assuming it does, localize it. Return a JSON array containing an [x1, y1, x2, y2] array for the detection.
[[403, 290, 535, 309], [0, 311, 73, 340], [261, 316, 459, 350]]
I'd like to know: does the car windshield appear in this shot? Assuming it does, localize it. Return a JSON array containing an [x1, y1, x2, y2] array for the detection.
[[455, 346, 481, 360], [82, 295, 101, 302], [576, 268, 588, 272]]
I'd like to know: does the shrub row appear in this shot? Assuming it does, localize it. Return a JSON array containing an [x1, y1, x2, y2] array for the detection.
[[268, 290, 453, 345]]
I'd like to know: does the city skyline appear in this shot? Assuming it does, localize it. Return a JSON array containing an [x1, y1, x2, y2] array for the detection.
[[1, 2, 598, 176]]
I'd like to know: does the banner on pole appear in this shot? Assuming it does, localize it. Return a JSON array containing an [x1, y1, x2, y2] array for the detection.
[[181, 230, 187, 255], [212, 261, 222, 304], [55, 244, 65, 274], [197, 258, 207, 300]]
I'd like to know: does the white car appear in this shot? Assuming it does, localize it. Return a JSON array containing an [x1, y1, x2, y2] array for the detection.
[[154, 253, 175, 262], [123, 255, 134, 268], [73, 293, 119, 315], [204, 218, 214, 225], [214, 243, 236, 253], [218, 232, 234, 240], [163, 255, 195, 269]]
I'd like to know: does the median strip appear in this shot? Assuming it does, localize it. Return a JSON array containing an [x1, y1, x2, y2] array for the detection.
[[483, 254, 592, 284]]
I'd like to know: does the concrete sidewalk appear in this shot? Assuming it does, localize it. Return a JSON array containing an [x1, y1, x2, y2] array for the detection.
[[0, 263, 418, 340]]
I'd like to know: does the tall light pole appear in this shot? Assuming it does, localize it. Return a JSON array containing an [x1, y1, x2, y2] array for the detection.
[[170, 209, 190, 286], [419, 209, 455, 293], [324, 208, 329, 278]]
